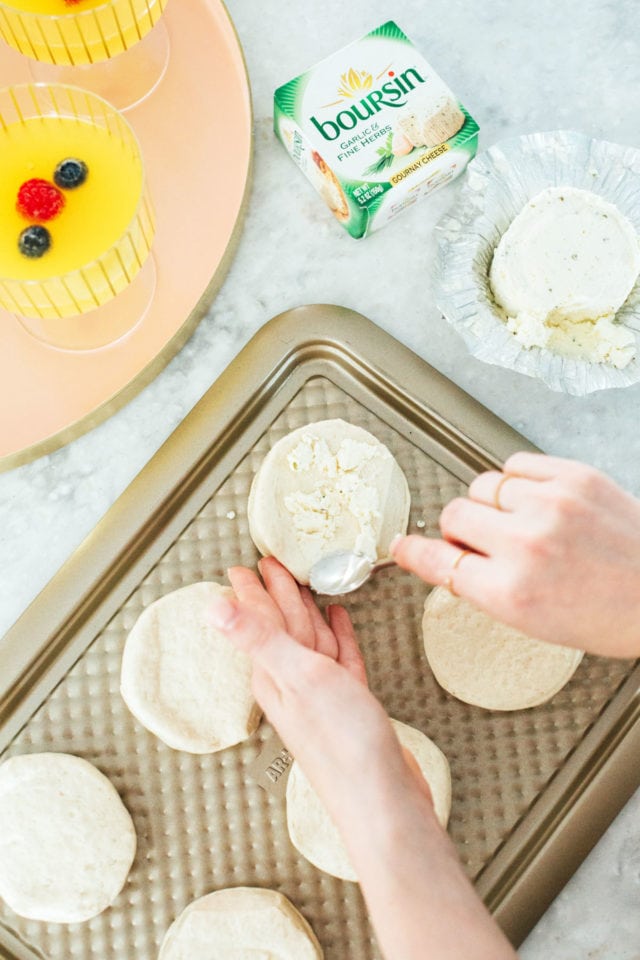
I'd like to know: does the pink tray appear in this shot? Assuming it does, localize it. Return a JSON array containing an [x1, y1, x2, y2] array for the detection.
[[0, 0, 252, 470]]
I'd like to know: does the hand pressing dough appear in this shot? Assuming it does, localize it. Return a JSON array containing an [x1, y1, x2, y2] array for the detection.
[[422, 587, 583, 710], [248, 419, 410, 584], [286, 718, 451, 881], [120, 582, 261, 753], [158, 887, 323, 960], [0, 752, 136, 923]]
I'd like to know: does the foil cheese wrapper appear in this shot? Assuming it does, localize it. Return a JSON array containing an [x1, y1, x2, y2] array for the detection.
[[434, 130, 640, 395]]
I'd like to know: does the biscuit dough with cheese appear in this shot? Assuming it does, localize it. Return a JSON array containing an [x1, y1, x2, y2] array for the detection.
[[286, 719, 451, 881], [422, 587, 583, 711], [0, 752, 136, 923], [121, 582, 261, 753], [158, 887, 323, 960], [248, 419, 410, 585]]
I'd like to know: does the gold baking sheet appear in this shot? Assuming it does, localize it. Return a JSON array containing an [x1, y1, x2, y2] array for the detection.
[[1, 304, 639, 959]]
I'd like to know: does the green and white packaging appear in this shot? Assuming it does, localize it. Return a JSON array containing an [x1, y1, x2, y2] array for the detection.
[[274, 21, 479, 239]]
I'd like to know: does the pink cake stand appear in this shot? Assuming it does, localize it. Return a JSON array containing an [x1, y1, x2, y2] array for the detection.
[[0, 0, 252, 470]]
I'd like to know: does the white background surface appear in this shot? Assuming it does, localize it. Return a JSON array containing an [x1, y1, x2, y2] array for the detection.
[[1, 1, 640, 955]]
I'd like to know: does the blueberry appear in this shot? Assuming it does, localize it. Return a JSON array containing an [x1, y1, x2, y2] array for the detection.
[[18, 225, 51, 258], [53, 158, 88, 190]]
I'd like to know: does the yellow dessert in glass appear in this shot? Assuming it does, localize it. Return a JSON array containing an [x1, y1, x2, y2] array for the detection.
[[0, 0, 168, 65], [0, 83, 155, 350], [0, 1, 170, 111]]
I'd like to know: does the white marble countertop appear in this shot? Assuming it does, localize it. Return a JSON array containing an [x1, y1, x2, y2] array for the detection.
[[2, 0, 640, 955]]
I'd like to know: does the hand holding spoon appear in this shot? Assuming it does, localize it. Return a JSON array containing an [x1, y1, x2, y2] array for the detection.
[[309, 550, 396, 596]]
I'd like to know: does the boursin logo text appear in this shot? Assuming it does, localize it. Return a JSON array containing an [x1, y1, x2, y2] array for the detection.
[[311, 65, 425, 141]]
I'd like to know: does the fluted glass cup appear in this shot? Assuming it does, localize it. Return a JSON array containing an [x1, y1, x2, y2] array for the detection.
[[0, 83, 156, 350], [0, 0, 170, 110]]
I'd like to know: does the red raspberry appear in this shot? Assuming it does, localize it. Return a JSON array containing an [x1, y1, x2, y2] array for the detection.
[[16, 179, 65, 222]]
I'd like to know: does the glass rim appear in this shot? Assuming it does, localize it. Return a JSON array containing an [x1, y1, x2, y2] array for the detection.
[[0, 0, 162, 22], [0, 81, 153, 294]]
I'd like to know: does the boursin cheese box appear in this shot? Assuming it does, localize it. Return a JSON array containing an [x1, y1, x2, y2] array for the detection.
[[274, 21, 479, 238]]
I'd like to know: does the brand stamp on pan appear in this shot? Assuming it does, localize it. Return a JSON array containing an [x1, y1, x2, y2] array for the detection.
[[266, 749, 293, 783], [247, 729, 294, 796]]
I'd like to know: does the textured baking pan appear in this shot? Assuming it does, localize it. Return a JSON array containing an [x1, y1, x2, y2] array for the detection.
[[1, 304, 639, 960]]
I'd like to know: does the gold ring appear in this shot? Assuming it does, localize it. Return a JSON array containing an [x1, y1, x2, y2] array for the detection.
[[442, 548, 471, 596], [493, 473, 512, 511]]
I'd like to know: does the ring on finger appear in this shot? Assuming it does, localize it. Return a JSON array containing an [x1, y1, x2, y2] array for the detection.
[[493, 473, 513, 511], [442, 548, 471, 597]]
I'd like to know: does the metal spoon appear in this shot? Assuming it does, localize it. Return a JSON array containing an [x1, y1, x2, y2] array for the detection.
[[309, 550, 396, 595]]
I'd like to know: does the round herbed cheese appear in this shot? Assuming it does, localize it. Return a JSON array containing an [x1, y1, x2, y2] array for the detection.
[[489, 186, 640, 367]]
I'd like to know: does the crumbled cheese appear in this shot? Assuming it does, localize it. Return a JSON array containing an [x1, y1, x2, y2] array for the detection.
[[507, 306, 636, 368], [284, 436, 385, 558], [506, 312, 551, 349], [336, 439, 387, 472]]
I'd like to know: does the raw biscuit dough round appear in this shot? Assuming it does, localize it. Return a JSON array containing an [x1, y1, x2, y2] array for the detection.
[[0, 752, 136, 923], [286, 718, 451, 881], [248, 419, 410, 585], [158, 886, 323, 960], [120, 581, 261, 753], [422, 587, 583, 711]]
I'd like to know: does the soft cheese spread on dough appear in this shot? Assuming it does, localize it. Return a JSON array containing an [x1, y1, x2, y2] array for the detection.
[[490, 186, 640, 367], [285, 435, 387, 560]]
